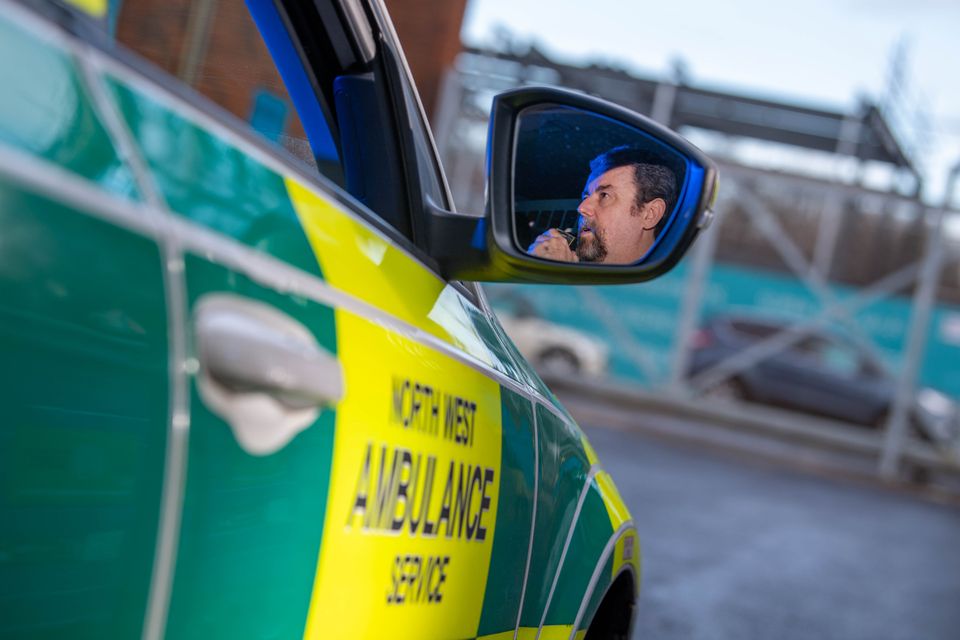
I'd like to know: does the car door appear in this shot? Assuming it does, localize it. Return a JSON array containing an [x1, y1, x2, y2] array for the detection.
[[0, 4, 169, 637], [91, 2, 541, 638], [69, 0, 542, 637], [804, 336, 890, 424]]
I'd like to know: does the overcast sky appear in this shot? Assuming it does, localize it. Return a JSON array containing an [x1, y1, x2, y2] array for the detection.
[[462, 0, 960, 205]]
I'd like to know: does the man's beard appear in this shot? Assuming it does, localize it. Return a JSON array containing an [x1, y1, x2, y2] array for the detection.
[[577, 227, 607, 263]]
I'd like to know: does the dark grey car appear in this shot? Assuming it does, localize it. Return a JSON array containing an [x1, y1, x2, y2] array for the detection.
[[688, 315, 956, 439]]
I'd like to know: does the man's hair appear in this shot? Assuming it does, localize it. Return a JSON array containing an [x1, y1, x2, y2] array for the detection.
[[588, 146, 678, 235]]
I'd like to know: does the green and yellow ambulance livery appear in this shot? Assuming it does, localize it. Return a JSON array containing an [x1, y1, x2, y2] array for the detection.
[[0, 0, 718, 638]]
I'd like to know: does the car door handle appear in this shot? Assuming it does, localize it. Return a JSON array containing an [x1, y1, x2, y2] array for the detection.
[[193, 294, 342, 456], [195, 295, 342, 410]]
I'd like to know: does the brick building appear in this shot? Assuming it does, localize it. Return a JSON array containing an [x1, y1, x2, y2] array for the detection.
[[114, 0, 467, 138], [115, 0, 309, 157], [384, 0, 469, 120]]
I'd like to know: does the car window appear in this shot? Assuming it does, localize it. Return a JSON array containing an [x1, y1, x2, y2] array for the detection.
[[371, 9, 450, 214], [71, 0, 480, 302], [398, 72, 447, 208], [814, 339, 862, 377], [110, 0, 343, 185], [793, 336, 819, 356], [396, 79, 481, 301], [730, 320, 779, 339]]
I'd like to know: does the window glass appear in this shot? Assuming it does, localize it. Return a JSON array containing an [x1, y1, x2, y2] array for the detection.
[[86, 0, 468, 280], [815, 340, 862, 377], [112, 0, 342, 184], [394, 54, 447, 209], [731, 320, 779, 339]]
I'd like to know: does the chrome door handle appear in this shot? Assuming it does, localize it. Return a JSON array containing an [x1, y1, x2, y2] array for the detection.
[[196, 297, 342, 408], [194, 294, 342, 455]]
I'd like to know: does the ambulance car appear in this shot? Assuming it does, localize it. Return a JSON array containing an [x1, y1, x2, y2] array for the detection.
[[0, 1, 717, 638]]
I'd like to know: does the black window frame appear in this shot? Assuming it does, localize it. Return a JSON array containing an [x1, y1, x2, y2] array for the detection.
[[276, 0, 479, 303]]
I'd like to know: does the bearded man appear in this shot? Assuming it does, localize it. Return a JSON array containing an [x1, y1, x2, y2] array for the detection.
[[528, 146, 677, 264]]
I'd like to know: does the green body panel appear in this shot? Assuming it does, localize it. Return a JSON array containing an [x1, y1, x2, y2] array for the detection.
[[486, 314, 552, 395], [545, 480, 613, 626], [477, 388, 537, 636], [0, 15, 138, 199], [496, 334, 573, 424], [579, 555, 614, 632], [0, 8, 623, 640], [106, 65, 536, 389], [105, 79, 322, 279], [471, 307, 538, 387], [164, 256, 337, 639], [519, 403, 590, 628], [0, 178, 167, 638]]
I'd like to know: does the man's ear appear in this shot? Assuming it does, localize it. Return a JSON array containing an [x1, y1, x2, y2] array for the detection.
[[641, 198, 667, 230]]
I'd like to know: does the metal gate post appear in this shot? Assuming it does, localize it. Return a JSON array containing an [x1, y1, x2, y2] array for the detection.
[[879, 161, 959, 478], [668, 193, 724, 394], [811, 193, 845, 281]]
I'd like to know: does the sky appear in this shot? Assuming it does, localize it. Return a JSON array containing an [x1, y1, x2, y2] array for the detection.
[[461, 0, 960, 206]]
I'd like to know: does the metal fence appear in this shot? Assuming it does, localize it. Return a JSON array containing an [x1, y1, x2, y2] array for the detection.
[[434, 49, 960, 480]]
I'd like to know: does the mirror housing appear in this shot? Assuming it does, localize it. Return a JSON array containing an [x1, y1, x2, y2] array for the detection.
[[427, 86, 718, 284]]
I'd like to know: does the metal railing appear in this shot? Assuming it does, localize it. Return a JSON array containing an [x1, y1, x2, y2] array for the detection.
[[433, 51, 960, 481]]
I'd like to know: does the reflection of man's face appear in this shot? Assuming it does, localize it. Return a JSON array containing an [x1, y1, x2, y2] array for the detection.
[[577, 165, 660, 264]]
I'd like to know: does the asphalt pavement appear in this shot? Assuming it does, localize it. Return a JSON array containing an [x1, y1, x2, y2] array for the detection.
[[583, 423, 960, 640]]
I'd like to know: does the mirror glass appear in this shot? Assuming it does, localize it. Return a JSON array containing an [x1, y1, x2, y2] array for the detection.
[[514, 104, 690, 266]]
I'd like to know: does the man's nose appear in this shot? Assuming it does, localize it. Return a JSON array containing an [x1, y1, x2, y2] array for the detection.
[[578, 196, 594, 217]]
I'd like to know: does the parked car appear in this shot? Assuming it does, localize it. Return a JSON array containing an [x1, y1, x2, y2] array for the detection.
[[0, 1, 717, 638], [489, 291, 609, 377], [688, 315, 959, 444]]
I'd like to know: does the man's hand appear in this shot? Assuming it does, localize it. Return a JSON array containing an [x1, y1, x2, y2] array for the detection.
[[528, 229, 579, 262]]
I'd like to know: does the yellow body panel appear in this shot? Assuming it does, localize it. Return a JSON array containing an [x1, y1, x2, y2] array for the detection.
[[285, 176, 635, 635], [581, 435, 600, 467], [302, 311, 502, 638], [595, 471, 640, 585], [286, 177, 496, 367], [595, 472, 630, 530], [538, 624, 576, 639], [64, 0, 107, 17], [288, 174, 510, 638]]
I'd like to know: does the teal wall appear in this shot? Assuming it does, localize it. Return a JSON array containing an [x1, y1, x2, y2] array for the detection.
[[487, 262, 960, 399]]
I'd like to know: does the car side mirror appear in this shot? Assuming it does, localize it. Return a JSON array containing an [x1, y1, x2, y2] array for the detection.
[[426, 87, 718, 284]]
